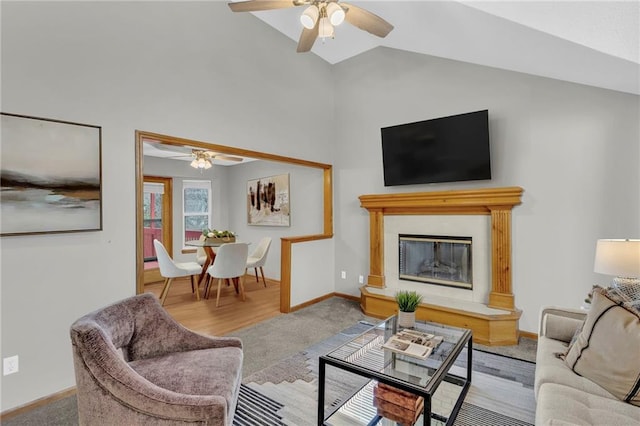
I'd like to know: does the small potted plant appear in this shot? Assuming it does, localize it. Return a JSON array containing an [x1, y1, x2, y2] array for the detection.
[[395, 290, 423, 328]]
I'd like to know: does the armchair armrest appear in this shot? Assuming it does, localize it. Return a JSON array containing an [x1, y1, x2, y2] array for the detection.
[[128, 294, 242, 360], [539, 306, 586, 342], [72, 328, 230, 422]]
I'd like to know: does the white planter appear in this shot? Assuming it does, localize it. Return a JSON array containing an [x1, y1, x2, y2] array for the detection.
[[397, 311, 416, 329]]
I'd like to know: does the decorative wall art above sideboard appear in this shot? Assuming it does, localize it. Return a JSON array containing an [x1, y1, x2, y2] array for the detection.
[[0, 113, 102, 236], [247, 173, 290, 227]]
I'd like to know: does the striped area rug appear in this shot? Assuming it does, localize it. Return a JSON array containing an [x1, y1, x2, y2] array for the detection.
[[234, 384, 286, 426], [241, 321, 536, 425]]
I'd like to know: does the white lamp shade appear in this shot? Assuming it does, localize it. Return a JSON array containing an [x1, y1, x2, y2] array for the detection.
[[326, 2, 345, 26], [318, 17, 334, 38], [594, 239, 640, 277], [300, 5, 319, 29]]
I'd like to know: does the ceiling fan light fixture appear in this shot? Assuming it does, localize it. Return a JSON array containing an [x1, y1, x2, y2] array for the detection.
[[318, 16, 334, 38], [190, 151, 214, 170], [326, 2, 345, 26], [300, 5, 319, 30]]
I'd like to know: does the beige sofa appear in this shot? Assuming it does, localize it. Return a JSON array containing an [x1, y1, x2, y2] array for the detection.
[[535, 306, 640, 425]]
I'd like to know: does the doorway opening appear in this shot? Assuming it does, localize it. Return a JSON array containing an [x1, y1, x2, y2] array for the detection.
[[135, 130, 333, 313]]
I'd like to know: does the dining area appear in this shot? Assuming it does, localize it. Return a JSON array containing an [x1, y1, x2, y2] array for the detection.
[[151, 235, 273, 308]]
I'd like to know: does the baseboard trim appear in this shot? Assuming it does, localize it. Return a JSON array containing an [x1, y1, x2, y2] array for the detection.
[[519, 330, 538, 340], [290, 292, 360, 312], [0, 386, 76, 421], [289, 293, 336, 312], [333, 292, 360, 302]]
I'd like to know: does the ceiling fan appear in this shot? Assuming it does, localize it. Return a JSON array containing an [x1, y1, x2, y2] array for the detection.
[[228, 0, 394, 53], [162, 148, 243, 170], [187, 150, 243, 170]]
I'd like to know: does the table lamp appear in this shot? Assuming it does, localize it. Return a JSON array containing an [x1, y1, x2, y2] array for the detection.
[[594, 239, 640, 304]]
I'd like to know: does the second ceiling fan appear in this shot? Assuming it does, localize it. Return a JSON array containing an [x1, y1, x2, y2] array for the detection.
[[228, 0, 394, 52]]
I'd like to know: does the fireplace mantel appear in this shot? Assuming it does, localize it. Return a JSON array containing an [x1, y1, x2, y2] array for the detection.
[[359, 187, 524, 345], [359, 186, 523, 310]]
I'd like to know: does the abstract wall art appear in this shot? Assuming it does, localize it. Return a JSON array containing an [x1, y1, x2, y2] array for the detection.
[[247, 173, 290, 226], [1, 113, 102, 236]]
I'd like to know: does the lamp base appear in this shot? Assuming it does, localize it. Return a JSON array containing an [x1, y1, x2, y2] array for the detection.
[[610, 277, 640, 307]]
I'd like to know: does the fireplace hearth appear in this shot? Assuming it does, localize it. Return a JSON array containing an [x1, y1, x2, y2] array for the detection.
[[399, 235, 472, 289]]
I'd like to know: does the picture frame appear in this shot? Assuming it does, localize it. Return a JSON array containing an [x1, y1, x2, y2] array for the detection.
[[1, 113, 103, 236], [247, 173, 290, 226]]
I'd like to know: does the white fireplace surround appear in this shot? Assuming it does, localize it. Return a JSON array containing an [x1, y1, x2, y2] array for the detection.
[[385, 215, 491, 304]]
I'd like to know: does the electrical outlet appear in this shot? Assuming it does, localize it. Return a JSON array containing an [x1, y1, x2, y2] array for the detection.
[[341, 271, 346, 279], [3, 355, 19, 376], [359, 275, 364, 284]]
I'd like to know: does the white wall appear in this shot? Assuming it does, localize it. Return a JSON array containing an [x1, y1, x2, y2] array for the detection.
[[291, 239, 335, 306], [1, 1, 334, 411], [331, 47, 640, 333]]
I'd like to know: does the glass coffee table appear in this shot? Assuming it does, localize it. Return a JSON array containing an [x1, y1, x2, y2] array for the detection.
[[318, 316, 472, 426]]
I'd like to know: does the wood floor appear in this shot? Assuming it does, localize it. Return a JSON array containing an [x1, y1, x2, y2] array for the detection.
[[144, 274, 282, 336]]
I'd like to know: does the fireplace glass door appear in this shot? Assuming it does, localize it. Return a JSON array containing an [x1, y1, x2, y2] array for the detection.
[[399, 235, 472, 289]]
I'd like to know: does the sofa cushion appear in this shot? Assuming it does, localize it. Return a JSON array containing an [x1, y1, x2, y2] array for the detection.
[[536, 382, 640, 426], [535, 336, 617, 400], [545, 313, 584, 343], [129, 346, 242, 408], [564, 289, 640, 406]]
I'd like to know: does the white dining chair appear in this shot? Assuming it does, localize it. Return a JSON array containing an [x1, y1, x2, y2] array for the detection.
[[246, 237, 272, 287], [195, 234, 208, 266], [205, 243, 249, 307], [153, 239, 202, 306]]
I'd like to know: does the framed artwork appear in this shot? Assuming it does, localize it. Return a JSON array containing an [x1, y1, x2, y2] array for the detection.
[[247, 173, 290, 226], [1, 113, 102, 236]]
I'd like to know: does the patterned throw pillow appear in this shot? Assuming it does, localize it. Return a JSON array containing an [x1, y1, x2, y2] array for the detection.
[[564, 288, 640, 406]]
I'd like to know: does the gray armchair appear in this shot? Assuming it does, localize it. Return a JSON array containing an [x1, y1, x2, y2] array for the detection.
[[70, 293, 243, 425]]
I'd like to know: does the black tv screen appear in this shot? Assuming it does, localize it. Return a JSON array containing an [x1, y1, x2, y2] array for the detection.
[[381, 110, 491, 186]]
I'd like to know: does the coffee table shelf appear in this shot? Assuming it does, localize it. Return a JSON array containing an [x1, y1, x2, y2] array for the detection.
[[318, 316, 472, 426]]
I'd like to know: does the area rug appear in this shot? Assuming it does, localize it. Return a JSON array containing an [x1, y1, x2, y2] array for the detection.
[[2, 321, 535, 426], [242, 321, 536, 425]]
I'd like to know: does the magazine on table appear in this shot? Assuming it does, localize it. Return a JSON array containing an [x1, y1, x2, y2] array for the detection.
[[382, 329, 444, 360]]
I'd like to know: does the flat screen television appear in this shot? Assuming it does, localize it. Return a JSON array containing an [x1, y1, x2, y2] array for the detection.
[[381, 110, 491, 186]]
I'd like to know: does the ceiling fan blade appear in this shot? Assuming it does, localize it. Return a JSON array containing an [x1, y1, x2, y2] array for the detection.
[[213, 154, 244, 162], [341, 2, 394, 38], [297, 21, 319, 53], [147, 143, 193, 155], [228, 1, 300, 12]]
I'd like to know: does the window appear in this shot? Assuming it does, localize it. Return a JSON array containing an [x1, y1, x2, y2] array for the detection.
[[183, 180, 211, 246]]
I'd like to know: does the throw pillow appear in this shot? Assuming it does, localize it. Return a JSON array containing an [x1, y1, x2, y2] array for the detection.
[[564, 288, 640, 406]]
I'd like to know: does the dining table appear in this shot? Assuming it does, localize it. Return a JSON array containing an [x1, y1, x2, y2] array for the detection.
[[185, 239, 249, 297]]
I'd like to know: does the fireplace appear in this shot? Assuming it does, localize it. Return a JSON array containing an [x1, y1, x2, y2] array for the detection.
[[399, 235, 472, 290], [358, 187, 524, 346]]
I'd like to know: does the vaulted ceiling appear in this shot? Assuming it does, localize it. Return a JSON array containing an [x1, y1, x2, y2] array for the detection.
[[245, 0, 639, 94]]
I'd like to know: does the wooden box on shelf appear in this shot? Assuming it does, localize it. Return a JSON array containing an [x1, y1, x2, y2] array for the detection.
[[373, 382, 424, 426]]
